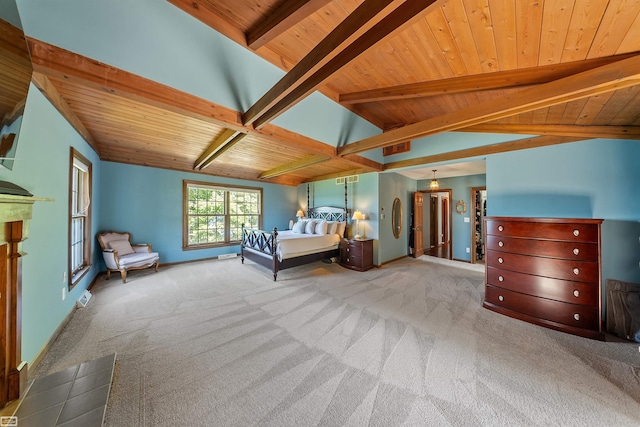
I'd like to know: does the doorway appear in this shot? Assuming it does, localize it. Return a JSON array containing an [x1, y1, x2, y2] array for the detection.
[[470, 187, 486, 264], [413, 189, 452, 260]]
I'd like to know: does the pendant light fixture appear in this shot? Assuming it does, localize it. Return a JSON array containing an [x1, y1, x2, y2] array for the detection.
[[430, 169, 439, 191]]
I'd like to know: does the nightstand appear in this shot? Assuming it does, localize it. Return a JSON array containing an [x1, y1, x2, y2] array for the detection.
[[339, 239, 374, 271]]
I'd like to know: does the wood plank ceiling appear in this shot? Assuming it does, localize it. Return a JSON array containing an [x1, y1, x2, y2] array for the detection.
[[25, 0, 640, 185]]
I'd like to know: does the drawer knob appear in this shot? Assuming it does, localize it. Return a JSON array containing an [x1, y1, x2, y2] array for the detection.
[[346, 247, 350, 252], [573, 229, 580, 237], [498, 241, 504, 247], [573, 290, 580, 297], [498, 295, 504, 302], [498, 275, 504, 282], [574, 313, 580, 321], [498, 225, 504, 232], [573, 268, 579, 275], [346, 258, 350, 262], [498, 257, 504, 264], [573, 248, 579, 255]]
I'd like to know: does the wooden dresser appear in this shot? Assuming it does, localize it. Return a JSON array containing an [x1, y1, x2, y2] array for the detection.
[[339, 239, 374, 272], [483, 217, 604, 340]]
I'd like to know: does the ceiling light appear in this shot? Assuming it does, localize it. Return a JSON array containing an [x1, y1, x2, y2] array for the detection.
[[430, 169, 439, 191]]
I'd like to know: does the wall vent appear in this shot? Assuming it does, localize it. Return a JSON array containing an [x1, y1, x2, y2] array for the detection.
[[336, 175, 359, 185], [76, 290, 92, 308]]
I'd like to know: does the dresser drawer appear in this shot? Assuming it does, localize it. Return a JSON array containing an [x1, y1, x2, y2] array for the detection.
[[485, 220, 598, 243], [486, 250, 598, 283], [485, 285, 599, 330], [487, 267, 598, 306], [341, 241, 364, 257], [340, 251, 362, 266], [485, 235, 598, 261]]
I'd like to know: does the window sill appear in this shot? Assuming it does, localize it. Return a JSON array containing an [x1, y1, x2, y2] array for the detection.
[[182, 241, 241, 251], [70, 265, 91, 290]]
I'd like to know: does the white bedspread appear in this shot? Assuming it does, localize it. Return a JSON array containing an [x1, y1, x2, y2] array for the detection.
[[276, 230, 340, 261]]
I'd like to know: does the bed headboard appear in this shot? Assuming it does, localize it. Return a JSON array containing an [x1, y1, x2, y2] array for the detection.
[[308, 206, 348, 222]]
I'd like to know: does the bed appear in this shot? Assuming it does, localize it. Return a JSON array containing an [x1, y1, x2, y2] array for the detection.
[[241, 206, 348, 280]]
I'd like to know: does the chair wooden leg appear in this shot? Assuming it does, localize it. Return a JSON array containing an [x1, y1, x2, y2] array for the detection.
[[120, 270, 127, 283], [106, 270, 111, 280], [154, 261, 159, 272]]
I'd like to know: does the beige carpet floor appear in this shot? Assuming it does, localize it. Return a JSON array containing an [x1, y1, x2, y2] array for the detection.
[[32, 256, 640, 426]]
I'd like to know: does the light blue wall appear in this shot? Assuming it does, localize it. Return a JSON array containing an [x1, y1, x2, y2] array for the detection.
[[297, 173, 380, 261], [487, 139, 640, 284], [17, 0, 380, 148], [379, 173, 416, 264], [486, 139, 640, 219], [418, 174, 486, 262], [100, 162, 298, 264], [0, 85, 101, 363], [0, 0, 22, 28]]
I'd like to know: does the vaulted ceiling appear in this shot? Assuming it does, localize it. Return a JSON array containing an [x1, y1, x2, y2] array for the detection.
[[21, 0, 640, 185]]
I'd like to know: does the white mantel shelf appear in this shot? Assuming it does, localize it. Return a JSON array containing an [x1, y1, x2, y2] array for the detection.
[[0, 195, 53, 223], [0, 194, 53, 203]]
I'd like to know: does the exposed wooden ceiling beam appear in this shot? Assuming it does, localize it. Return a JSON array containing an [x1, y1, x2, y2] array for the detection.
[[194, 129, 245, 170], [243, 0, 442, 128], [199, 132, 247, 170], [384, 136, 587, 171], [339, 53, 639, 104], [243, 0, 402, 127], [27, 38, 381, 172], [341, 154, 383, 171], [30, 71, 100, 154], [460, 123, 640, 140], [338, 54, 640, 156], [247, 0, 333, 50], [259, 153, 331, 179]]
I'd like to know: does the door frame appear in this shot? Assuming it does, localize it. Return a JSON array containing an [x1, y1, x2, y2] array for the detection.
[[470, 187, 486, 264], [416, 189, 452, 256]]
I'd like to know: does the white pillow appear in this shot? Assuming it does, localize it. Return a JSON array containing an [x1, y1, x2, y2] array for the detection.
[[292, 220, 306, 234], [305, 220, 316, 234], [336, 221, 347, 237], [327, 221, 338, 235], [315, 220, 328, 235], [109, 239, 135, 256]]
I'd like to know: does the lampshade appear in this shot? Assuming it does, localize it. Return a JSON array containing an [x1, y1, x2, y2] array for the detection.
[[430, 169, 439, 191], [296, 209, 304, 217], [352, 210, 365, 240]]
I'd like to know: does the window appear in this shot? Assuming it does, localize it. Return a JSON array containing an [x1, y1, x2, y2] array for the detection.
[[69, 149, 92, 287], [183, 181, 261, 249]]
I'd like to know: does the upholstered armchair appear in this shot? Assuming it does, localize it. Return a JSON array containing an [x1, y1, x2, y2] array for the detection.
[[97, 231, 159, 283]]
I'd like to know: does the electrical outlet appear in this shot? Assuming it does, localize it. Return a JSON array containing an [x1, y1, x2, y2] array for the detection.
[[62, 287, 66, 301], [466, 247, 470, 253]]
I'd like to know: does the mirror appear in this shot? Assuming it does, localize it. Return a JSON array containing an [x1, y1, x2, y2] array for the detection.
[[0, 1, 33, 170], [392, 197, 402, 238]]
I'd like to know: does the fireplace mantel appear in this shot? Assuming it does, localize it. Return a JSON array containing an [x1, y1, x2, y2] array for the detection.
[[0, 194, 52, 219], [0, 194, 52, 408]]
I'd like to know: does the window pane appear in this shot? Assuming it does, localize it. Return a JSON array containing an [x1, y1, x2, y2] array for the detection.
[[71, 217, 84, 273], [69, 149, 92, 285], [185, 183, 260, 248]]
